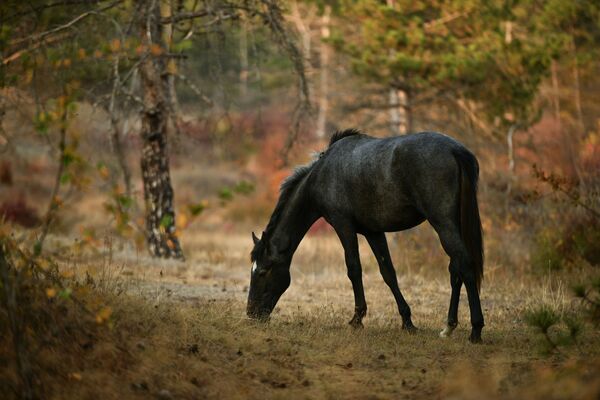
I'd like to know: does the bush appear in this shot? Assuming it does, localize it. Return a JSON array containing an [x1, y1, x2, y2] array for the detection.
[[531, 165, 600, 271], [532, 214, 600, 271], [526, 278, 599, 353]]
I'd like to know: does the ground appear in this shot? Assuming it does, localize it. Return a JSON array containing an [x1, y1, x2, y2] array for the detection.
[[29, 227, 600, 400]]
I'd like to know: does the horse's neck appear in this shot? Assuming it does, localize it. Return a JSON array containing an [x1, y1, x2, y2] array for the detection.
[[272, 183, 319, 255]]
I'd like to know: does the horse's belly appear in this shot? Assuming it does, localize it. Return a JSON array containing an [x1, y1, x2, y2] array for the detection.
[[354, 204, 425, 233]]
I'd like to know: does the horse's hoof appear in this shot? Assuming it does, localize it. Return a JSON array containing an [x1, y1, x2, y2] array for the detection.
[[349, 317, 364, 329], [469, 333, 483, 344], [439, 325, 455, 338], [402, 322, 417, 334]]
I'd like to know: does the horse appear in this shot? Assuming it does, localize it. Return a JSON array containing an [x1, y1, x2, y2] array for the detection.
[[248, 129, 485, 343]]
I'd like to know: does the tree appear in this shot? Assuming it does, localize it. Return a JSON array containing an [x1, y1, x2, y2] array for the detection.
[[1, 0, 310, 259], [331, 0, 551, 134], [136, 0, 184, 259]]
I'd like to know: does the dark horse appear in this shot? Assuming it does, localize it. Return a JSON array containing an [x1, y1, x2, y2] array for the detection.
[[248, 129, 485, 343]]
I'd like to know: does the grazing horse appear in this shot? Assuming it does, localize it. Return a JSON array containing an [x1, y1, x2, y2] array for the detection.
[[248, 129, 485, 343]]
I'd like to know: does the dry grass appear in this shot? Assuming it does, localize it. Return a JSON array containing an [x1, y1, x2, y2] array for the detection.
[[7, 227, 595, 399]]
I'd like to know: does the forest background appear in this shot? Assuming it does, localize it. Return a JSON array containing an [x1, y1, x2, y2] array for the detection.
[[1, 1, 599, 399]]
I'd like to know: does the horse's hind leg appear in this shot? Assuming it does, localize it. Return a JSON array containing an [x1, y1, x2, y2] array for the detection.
[[432, 222, 484, 343], [365, 232, 416, 332], [440, 261, 462, 337], [332, 222, 367, 328]]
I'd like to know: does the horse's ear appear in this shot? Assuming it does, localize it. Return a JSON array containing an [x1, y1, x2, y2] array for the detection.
[[252, 232, 260, 245]]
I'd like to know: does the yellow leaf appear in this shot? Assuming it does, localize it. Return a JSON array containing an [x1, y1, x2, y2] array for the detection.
[[46, 288, 56, 298], [38, 259, 50, 270], [68, 372, 82, 381], [23, 69, 33, 84], [99, 165, 110, 180], [167, 60, 177, 75], [78, 48, 86, 59], [60, 270, 74, 278], [150, 44, 163, 56], [176, 213, 188, 229], [94, 49, 103, 59], [110, 39, 121, 52], [96, 306, 112, 324]]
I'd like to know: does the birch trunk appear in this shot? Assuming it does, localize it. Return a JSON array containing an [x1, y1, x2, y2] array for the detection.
[[138, 0, 184, 260], [316, 6, 330, 138]]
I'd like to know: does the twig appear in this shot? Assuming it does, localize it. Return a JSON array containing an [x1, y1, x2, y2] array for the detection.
[[36, 102, 68, 255], [160, 9, 209, 24], [173, 73, 213, 105], [108, 54, 133, 197], [452, 97, 498, 139], [241, 0, 311, 165], [533, 164, 600, 220], [8, 1, 123, 48]]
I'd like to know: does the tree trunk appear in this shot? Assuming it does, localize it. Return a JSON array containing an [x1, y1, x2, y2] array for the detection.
[[316, 5, 330, 138], [138, 0, 184, 260], [290, 1, 312, 65], [389, 88, 410, 134], [239, 20, 249, 98]]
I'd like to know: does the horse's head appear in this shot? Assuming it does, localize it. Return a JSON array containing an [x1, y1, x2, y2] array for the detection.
[[247, 231, 291, 320]]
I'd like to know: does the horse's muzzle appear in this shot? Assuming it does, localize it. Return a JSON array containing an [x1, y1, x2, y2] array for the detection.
[[246, 302, 271, 321]]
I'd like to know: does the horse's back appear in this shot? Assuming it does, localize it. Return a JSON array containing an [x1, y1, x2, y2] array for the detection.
[[311, 132, 473, 232]]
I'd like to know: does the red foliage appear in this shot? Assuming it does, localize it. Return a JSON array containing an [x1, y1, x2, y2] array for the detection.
[[0, 161, 12, 185], [0, 192, 41, 228]]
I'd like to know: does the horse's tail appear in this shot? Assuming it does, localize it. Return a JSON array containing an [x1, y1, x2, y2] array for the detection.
[[454, 148, 484, 292]]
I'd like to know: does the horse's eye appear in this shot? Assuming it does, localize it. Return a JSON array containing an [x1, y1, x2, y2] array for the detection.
[[257, 269, 268, 277]]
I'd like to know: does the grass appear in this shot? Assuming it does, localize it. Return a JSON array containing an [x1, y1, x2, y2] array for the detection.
[[2, 228, 600, 399]]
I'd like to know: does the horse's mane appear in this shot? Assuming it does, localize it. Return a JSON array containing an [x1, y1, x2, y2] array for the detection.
[[329, 128, 363, 147], [251, 128, 364, 261], [251, 162, 314, 261]]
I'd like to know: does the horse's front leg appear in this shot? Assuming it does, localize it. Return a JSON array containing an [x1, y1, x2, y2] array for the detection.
[[333, 222, 367, 328], [365, 232, 416, 332]]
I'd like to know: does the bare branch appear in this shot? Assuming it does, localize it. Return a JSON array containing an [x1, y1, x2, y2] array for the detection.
[[234, 0, 312, 165], [423, 12, 465, 32], [8, 0, 123, 48], [452, 97, 498, 139], [2, 32, 73, 65], [36, 105, 69, 254], [173, 73, 213, 106], [108, 55, 133, 197], [160, 9, 209, 24], [3, 1, 123, 65]]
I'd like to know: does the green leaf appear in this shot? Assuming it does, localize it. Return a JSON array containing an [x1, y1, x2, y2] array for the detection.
[[233, 180, 255, 195], [188, 202, 206, 216], [160, 214, 173, 228], [61, 152, 75, 167], [172, 39, 193, 52], [33, 241, 42, 256], [218, 188, 233, 202], [60, 172, 71, 184], [525, 305, 560, 334], [34, 113, 49, 134], [117, 195, 133, 210], [58, 288, 72, 299]]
